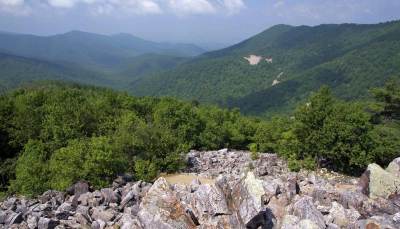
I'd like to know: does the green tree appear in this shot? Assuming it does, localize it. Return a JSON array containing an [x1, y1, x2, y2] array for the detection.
[[10, 140, 50, 196], [372, 79, 400, 121]]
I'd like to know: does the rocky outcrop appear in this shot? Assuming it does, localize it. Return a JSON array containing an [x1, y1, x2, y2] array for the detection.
[[1, 150, 400, 228], [360, 162, 400, 199]]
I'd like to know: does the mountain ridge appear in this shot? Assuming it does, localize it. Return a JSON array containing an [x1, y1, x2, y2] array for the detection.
[[129, 20, 400, 116]]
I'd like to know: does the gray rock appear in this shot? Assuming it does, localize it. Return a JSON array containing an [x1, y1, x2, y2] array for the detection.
[[190, 178, 201, 192], [57, 202, 72, 212], [393, 212, 400, 223], [38, 217, 59, 229], [191, 184, 230, 217], [75, 212, 91, 226], [326, 223, 340, 229], [27, 215, 38, 229], [91, 219, 106, 229], [91, 207, 116, 222], [0, 211, 6, 224], [117, 214, 143, 229], [138, 177, 197, 229], [232, 171, 266, 224], [2, 197, 17, 210], [55, 210, 70, 220], [5, 212, 23, 225], [293, 196, 325, 229], [101, 188, 120, 205], [329, 202, 347, 226], [298, 219, 320, 229], [281, 215, 299, 229]]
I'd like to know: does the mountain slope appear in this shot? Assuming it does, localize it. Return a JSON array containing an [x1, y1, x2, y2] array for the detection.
[[130, 21, 400, 116], [0, 52, 116, 90], [0, 31, 204, 69], [115, 54, 189, 83]]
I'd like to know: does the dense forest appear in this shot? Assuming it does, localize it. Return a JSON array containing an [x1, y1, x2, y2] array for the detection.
[[0, 81, 399, 197], [130, 21, 400, 117]]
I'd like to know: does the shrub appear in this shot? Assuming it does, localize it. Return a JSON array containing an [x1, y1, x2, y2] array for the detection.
[[250, 151, 260, 160], [49, 137, 128, 190], [134, 159, 158, 182]]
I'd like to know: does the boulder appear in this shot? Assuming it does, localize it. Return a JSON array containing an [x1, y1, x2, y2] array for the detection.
[[138, 177, 197, 229], [359, 163, 400, 199], [293, 196, 325, 229], [232, 171, 266, 224], [190, 184, 230, 217], [386, 158, 400, 177]]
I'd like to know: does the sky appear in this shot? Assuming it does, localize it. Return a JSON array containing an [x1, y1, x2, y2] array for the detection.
[[0, 0, 400, 45]]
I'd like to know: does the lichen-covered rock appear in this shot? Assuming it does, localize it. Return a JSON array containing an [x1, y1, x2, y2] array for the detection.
[[360, 163, 400, 199], [138, 178, 197, 229], [387, 158, 400, 177]]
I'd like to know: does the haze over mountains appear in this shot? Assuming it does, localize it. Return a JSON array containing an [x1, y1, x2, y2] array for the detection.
[[0, 20, 399, 116]]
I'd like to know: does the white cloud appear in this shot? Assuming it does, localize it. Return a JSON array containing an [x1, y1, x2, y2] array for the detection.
[[222, 0, 244, 15], [167, 0, 216, 15], [0, 0, 246, 16], [0, 0, 30, 15], [46, 0, 162, 14]]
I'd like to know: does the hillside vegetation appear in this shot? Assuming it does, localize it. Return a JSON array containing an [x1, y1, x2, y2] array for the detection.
[[0, 53, 118, 90], [0, 81, 399, 196], [130, 21, 400, 116]]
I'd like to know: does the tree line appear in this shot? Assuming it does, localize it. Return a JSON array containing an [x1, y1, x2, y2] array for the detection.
[[0, 80, 399, 196]]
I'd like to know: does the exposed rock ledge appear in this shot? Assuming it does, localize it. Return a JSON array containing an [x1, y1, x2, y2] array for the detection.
[[1, 149, 400, 229]]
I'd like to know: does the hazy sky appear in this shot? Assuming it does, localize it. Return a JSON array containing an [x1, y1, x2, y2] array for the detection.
[[1, 0, 400, 45]]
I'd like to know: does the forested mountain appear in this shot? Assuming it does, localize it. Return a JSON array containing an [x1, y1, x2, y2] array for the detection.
[[130, 20, 400, 116], [114, 54, 189, 83], [0, 52, 116, 90], [0, 31, 204, 69]]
